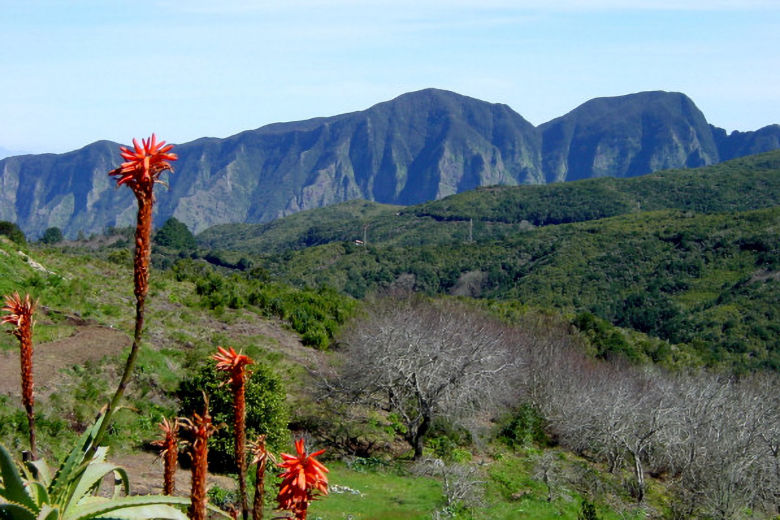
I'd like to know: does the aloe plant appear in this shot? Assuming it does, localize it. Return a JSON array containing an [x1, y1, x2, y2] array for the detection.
[[0, 412, 225, 520]]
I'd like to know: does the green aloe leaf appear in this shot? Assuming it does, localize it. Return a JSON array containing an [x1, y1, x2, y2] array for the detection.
[[26, 482, 49, 509], [64, 495, 192, 520], [0, 500, 37, 520], [110, 469, 129, 500], [35, 504, 59, 520], [66, 463, 123, 512], [0, 444, 36, 511], [27, 459, 52, 489], [50, 411, 108, 501]]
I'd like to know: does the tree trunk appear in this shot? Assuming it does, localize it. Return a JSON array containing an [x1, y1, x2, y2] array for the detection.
[[412, 414, 431, 460], [631, 451, 645, 502]]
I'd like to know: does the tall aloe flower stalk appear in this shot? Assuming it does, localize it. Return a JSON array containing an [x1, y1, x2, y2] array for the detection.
[[152, 417, 179, 495], [2, 292, 37, 459], [181, 402, 217, 520], [276, 439, 329, 520], [250, 435, 272, 520], [91, 134, 176, 452], [213, 346, 254, 520]]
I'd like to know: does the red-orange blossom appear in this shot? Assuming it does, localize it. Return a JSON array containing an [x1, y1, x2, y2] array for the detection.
[[213, 346, 254, 519], [2, 292, 37, 458], [276, 439, 329, 520]]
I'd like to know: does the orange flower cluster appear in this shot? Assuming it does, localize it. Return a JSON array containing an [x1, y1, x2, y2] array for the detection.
[[213, 346, 254, 384], [2, 292, 37, 458], [1, 292, 36, 333], [181, 406, 217, 520], [152, 417, 179, 495], [110, 133, 177, 193], [276, 439, 329, 520], [213, 346, 254, 518]]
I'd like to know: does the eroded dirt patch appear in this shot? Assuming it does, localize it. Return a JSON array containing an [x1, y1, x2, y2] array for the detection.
[[0, 324, 129, 398], [110, 451, 236, 496]]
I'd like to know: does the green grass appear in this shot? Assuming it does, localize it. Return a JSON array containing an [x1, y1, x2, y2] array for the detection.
[[245, 449, 661, 520], [300, 461, 444, 520]]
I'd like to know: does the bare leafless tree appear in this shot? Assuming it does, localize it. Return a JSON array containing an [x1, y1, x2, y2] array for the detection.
[[325, 293, 779, 518], [333, 296, 521, 459], [413, 457, 485, 513], [520, 328, 779, 514], [661, 371, 779, 519]]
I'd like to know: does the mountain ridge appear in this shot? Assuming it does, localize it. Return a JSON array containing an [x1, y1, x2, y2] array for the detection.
[[2, 88, 778, 239]]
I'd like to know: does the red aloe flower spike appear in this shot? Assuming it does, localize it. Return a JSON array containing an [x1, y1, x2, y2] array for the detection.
[[108, 133, 177, 301], [181, 401, 217, 520], [213, 346, 254, 384], [213, 346, 254, 519], [250, 435, 275, 520], [151, 417, 180, 495], [276, 439, 329, 520], [2, 292, 37, 459], [90, 134, 178, 455]]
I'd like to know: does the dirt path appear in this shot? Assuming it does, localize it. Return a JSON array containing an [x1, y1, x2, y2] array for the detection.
[[0, 324, 129, 398], [110, 451, 236, 496]]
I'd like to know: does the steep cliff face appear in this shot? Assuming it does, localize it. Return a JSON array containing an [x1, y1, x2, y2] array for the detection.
[[710, 124, 780, 162], [539, 91, 721, 183], [0, 141, 135, 237], [1, 89, 777, 239], [1, 89, 542, 238]]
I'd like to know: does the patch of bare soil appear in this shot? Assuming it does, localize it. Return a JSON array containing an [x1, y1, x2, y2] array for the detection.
[[110, 451, 235, 497], [0, 322, 129, 398], [222, 316, 328, 369]]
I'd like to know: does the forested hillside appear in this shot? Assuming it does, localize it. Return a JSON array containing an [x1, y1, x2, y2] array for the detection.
[[195, 151, 780, 370], [199, 150, 780, 252]]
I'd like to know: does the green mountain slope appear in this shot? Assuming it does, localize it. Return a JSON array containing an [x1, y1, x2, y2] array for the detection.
[[408, 149, 780, 224], [254, 208, 778, 369], [197, 199, 401, 254]]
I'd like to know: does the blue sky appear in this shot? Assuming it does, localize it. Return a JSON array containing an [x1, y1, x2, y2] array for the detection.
[[1, 0, 778, 154]]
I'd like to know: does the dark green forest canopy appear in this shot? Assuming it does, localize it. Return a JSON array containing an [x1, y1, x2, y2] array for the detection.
[[154, 217, 197, 250], [406, 149, 780, 224], [251, 208, 778, 368]]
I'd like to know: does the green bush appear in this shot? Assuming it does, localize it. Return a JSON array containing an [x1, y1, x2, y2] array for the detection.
[[0, 221, 26, 245], [154, 217, 197, 251], [107, 249, 131, 265], [499, 404, 550, 448], [177, 359, 288, 471], [577, 500, 600, 520], [40, 226, 64, 244]]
